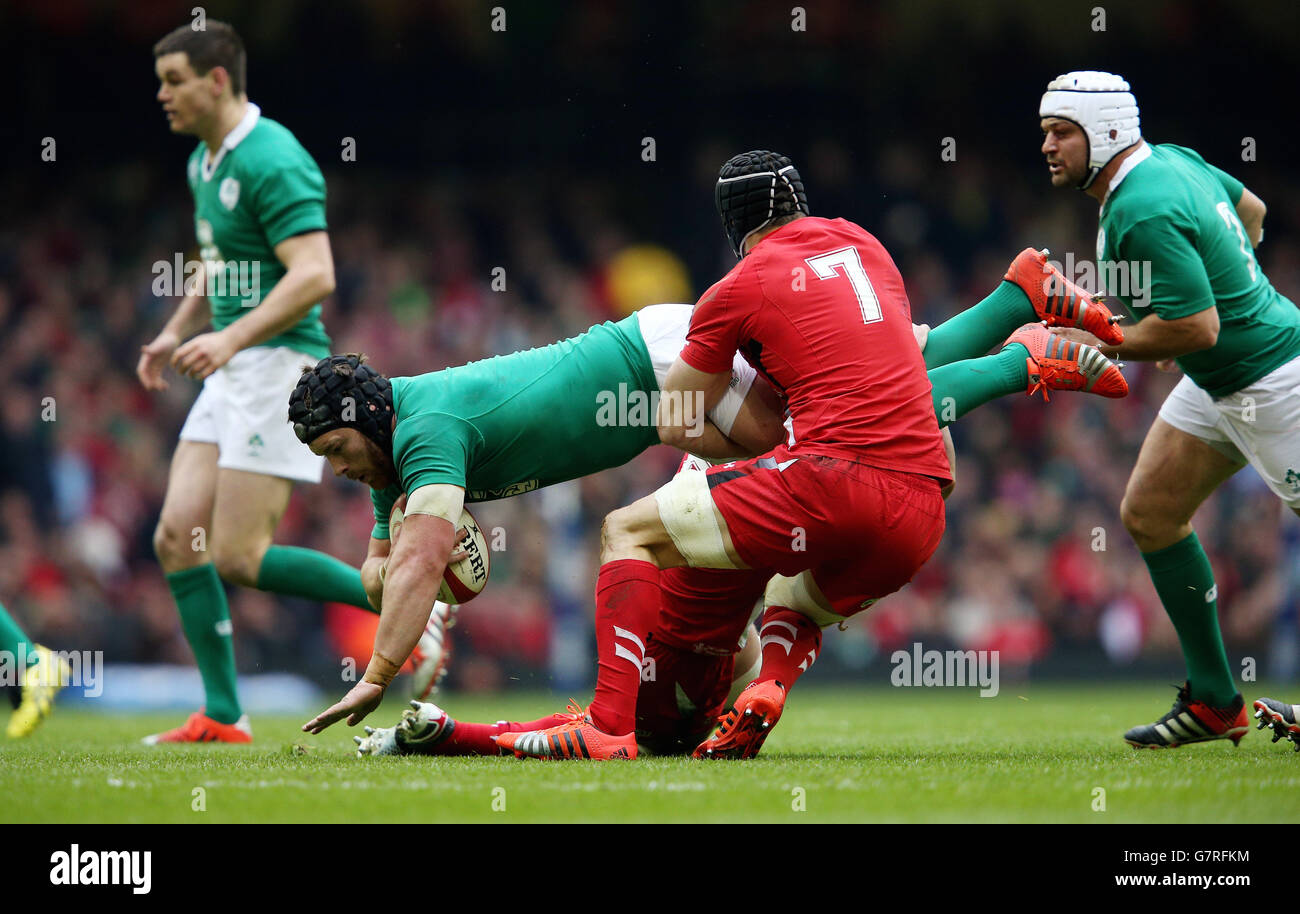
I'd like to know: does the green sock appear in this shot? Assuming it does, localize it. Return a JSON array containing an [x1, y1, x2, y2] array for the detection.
[[166, 565, 242, 724], [924, 281, 1038, 369], [927, 345, 1028, 428], [256, 545, 374, 614], [0, 602, 36, 665], [1140, 532, 1237, 707]]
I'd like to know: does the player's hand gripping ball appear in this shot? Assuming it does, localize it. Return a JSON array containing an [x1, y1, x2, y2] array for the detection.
[[384, 501, 490, 603], [438, 508, 490, 604]]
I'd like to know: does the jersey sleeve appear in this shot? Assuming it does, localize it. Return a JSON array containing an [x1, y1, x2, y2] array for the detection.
[[1117, 216, 1216, 320], [369, 485, 401, 540], [248, 145, 328, 247], [371, 413, 478, 537], [394, 412, 478, 493], [679, 268, 754, 374], [1206, 163, 1245, 207]]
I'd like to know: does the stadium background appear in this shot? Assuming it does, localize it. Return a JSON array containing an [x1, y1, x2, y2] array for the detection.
[[3, 0, 1298, 708]]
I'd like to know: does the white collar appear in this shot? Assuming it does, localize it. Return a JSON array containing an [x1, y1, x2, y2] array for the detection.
[[1100, 142, 1151, 211], [200, 102, 261, 182]]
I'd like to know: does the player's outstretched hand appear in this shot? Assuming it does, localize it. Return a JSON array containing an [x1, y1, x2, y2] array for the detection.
[[172, 330, 238, 381], [137, 331, 180, 391], [302, 681, 385, 735]]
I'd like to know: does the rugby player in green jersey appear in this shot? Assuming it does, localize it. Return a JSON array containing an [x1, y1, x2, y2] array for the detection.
[[1039, 71, 1300, 748], [137, 22, 375, 743], [295, 279, 1128, 738]]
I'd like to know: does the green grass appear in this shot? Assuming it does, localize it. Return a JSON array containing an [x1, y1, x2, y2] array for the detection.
[[3, 684, 1299, 823]]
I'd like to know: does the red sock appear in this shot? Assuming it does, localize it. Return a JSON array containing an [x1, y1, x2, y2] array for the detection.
[[588, 559, 661, 735], [756, 606, 822, 689], [437, 713, 570, 756]]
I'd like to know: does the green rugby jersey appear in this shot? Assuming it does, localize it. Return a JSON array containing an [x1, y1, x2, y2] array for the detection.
[[185, 103, 331, 359], [369, 314, 659, 538], [1097, 143, 1300, 397]]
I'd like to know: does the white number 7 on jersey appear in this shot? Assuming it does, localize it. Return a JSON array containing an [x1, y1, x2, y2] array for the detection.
[[805, 246, 882, 324]]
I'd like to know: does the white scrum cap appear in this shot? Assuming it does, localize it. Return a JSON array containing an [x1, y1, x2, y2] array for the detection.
[[1039, 70, 1141, 189]]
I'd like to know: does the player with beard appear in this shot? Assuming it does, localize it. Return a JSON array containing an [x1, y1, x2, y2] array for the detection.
[[1038, 71, 1300, 748]]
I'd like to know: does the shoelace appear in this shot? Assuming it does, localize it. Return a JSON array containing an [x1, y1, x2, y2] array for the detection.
[[561, 699, 588, 724]]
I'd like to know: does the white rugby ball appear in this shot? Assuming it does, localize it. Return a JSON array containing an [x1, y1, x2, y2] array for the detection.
[[438, 508, 490, 604]]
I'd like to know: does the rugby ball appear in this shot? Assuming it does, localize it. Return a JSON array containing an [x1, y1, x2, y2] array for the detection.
[[438, 508, 490, 604]]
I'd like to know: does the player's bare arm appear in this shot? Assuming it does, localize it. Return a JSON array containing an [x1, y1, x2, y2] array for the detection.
[[723, 373, 788, 455], [1053, 306, 1218, 361], [303, 495, 461, 734], [657, 356, 743, 459], [137, 261, 211, 391], [940, 427, 956, 499], [173, 231, 335, 380], [360, 535, 391, 612], [1236, 187, 1266, 247]]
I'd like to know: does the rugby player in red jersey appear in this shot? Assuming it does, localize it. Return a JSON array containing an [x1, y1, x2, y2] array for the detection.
[[356, 463, 774, 759], [498, 151, 1127, 760]]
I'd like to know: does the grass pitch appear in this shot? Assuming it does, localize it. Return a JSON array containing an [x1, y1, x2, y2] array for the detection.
[[3, 684, 1298, 823]]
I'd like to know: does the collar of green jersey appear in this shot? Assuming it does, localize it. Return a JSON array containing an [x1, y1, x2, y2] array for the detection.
[[200, 102, 261, 182]]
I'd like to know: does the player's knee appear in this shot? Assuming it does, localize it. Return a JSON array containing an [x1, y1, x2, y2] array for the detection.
[[211, 543, 265, 588], [1120, 493, 1173, 546], [599, 508, 637, 561], [153, 517, 200, 570]]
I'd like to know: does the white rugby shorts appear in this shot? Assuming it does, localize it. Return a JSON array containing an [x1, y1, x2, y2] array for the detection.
[[179, 345, 325, 483], [635, 304, 757, 438], [1158, 355, 1300, 509]]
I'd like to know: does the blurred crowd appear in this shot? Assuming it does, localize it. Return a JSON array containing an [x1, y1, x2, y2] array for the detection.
[[3, 131, 1299, 691]]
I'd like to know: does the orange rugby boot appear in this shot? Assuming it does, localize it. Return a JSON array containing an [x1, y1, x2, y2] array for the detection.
[[1004, 247, 1125, 347], [1003, 323, 1128, 401], [692, 679, 787, 760], [142, 710, 253, 745], [494, 701, 637, 760]]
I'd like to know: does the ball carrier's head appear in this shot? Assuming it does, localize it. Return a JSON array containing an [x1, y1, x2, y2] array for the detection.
[[289, 354, 397, 489], [1039, 71, 1141, 191], [716, 150, 810, 258]]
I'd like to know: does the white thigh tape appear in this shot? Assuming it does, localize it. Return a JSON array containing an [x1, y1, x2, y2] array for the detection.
[[653, 470, 739, 569]]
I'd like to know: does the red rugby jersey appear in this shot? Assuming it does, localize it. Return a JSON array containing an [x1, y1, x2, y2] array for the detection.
[[680, 216, 949, 481]]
